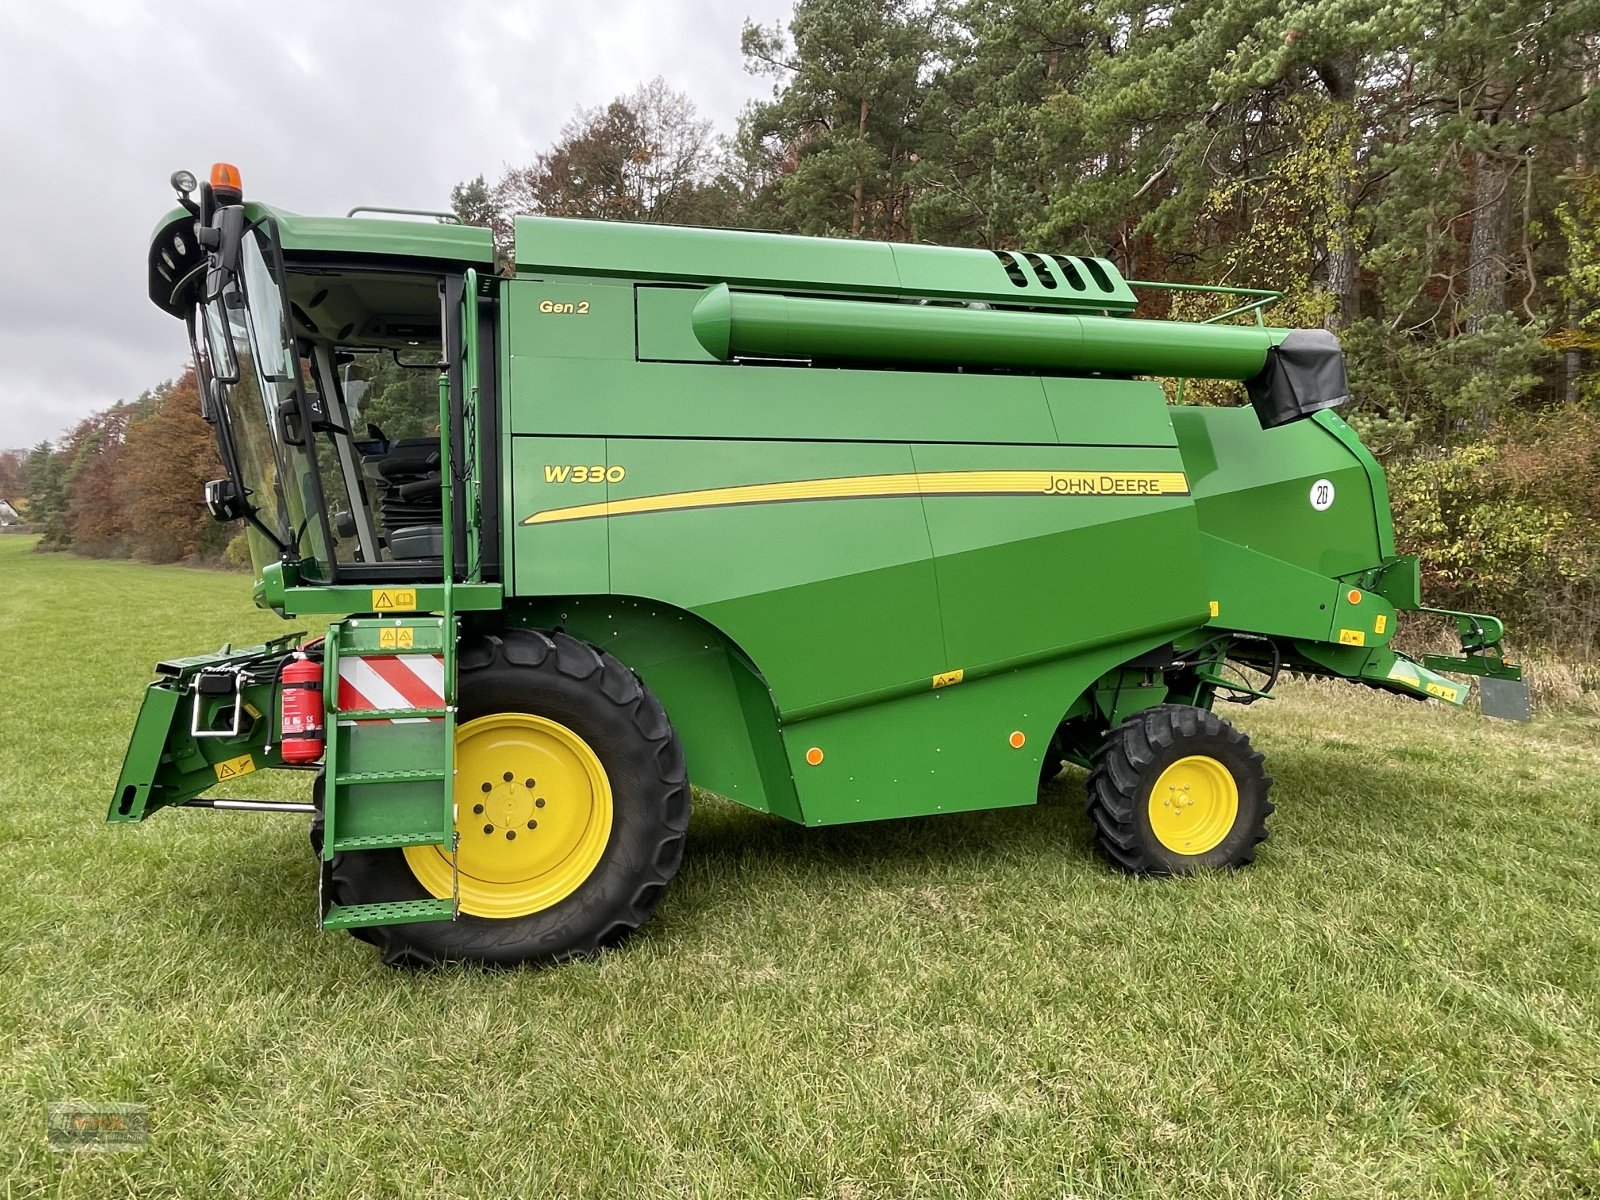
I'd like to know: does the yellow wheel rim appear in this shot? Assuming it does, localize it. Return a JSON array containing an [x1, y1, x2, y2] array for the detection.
[[404, 713, 613, 919], [1147, 755, 1239, 856]]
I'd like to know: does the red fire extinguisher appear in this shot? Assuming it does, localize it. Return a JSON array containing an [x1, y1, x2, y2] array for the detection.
[[279, 652, 324, 764]]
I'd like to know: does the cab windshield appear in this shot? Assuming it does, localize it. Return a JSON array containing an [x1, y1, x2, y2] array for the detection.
[[191, 223, 445, 579]]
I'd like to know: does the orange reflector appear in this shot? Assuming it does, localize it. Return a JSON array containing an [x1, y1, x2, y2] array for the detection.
[[1009, 731, 1026, 749], [805, 747, 824, 766], [210, 162, 243, 194], [1347, 589, 1362, 604]]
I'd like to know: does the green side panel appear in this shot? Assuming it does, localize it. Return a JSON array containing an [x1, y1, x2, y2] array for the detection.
[[781, 636, 1172, 826], [1042, 378, 1177, 448], [512, 597, 800, 820], [636, 286, 721, 363], [1172, 404, 1387, 580], [517, 217, 902, 294], [514, 217, 1137, 312], [602, 439, 947, 716], [1314, 410, 1398, 559], [507, 359, 1060, 444], [912, 442, 1207, 670], [1200, 534, 1396, 648], [505, 279, 634, 361], [511, 438, 610, 595]]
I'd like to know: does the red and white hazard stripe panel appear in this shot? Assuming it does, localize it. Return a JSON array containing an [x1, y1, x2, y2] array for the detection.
[[337, 655, 446, 725]]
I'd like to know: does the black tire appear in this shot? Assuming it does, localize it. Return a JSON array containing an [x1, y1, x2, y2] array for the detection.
[[1085, 704, 1272, 876], [330, 629, 690, 967]]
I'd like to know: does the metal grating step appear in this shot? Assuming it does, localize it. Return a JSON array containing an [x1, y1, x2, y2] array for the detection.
[[331, 831, 452, 852], [335, 769, 447, 785], [322, 898, 456, 930], [336, 707, 449, 722]]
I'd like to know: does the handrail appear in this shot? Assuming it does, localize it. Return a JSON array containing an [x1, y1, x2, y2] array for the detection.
[[1124, 279, 1282, 327], [346, 206, 463, 223], [462, 268, 482, 583]]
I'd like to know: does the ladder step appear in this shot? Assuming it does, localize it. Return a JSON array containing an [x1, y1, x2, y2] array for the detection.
[[335, 768, 447, 785], [331, 830, 452, 852], [340, 649, 448, 659], [322, 898, 456, 930], [337, 707, 449, 721], [335, 622, 448, 655]]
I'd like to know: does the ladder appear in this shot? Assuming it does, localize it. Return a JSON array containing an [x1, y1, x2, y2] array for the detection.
[[319, 337, 475, 931], [318, 614, 459, 930]]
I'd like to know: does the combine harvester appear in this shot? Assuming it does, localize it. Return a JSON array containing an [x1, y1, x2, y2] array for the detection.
[[111, 164, 1528, 966]]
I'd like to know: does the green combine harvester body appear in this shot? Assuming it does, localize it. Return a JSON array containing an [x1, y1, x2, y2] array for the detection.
[[109, 167, 1527, 966]]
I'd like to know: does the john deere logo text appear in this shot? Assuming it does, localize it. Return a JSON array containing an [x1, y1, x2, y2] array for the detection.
[[1045, 473, 1174, 495]]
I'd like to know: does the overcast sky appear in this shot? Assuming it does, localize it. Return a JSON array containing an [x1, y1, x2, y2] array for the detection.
[[0, 0, 792, 450]]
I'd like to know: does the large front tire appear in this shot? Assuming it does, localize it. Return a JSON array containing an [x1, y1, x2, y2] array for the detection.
[[1085, 704, 1272, 876], [330, 630, 690, 967]]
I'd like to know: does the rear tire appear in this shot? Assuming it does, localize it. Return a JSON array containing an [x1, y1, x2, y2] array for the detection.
[[330, 629, 690, 967], [1085, 704, 1271, 876]]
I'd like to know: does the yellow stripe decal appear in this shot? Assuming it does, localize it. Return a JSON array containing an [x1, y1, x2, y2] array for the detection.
[[523, 470, 1190, 526]]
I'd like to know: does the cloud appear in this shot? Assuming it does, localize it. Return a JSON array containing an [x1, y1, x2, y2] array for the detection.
[[0, 0, 791, 450]]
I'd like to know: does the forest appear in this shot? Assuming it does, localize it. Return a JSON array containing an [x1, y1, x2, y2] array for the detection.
[[9, 0, 1598, 646]]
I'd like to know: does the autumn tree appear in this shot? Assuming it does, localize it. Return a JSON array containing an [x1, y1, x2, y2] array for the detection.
[[481, 78, 736, 237], [0, 448, 25, 512], [62, 402, 137, 557], [119, 372, 231, 562]]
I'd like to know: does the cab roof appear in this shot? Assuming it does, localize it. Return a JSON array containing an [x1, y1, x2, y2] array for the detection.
[[148, 203, 495, 317]]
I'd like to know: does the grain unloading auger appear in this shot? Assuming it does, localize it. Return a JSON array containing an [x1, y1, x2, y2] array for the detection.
[[109, 163, 1528, 967]]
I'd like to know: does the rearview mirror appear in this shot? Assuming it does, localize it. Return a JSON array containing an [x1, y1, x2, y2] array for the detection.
[[203, 478, 247, 522]]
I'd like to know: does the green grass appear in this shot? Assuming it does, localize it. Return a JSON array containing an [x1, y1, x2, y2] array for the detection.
[[3, 534, 1599, 1198]]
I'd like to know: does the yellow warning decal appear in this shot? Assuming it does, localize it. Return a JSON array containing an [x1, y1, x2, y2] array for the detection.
[[372, 589, 417, 612], [1425, 682, 1461, 703], [1374, 614, 1387, 635], [932, 669, 965, 689], [214, 754, 255, 782], [524, 469, 1191, 525], [1338, 628, 1366, 646], [379, 627, 415, 650], [243, 702, 261, 719], [1208, 600, 1220, 618]]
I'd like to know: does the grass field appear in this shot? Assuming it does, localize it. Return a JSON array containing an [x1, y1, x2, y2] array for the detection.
[[3, 534, 1599, 1198]]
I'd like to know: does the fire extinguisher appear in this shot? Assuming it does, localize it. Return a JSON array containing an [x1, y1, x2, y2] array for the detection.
[[279, 652, 324, 764]]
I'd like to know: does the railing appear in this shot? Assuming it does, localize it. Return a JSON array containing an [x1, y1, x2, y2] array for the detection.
[[1123, 280, 1282, 327]]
